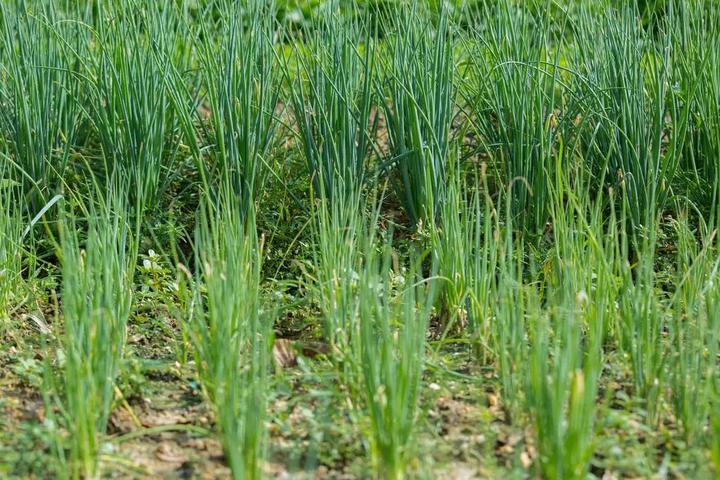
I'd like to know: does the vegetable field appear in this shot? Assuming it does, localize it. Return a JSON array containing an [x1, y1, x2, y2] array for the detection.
[[1, 0, 720, 478]]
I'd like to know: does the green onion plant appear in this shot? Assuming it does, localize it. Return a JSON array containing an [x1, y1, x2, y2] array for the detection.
[[85, 1, 183, 218], [51, 185, 136, 479], [0, 169, 23, 333], [358, 237, 437, 479], [526, 172, 613, 479], [673, 1, 720, 226], [467, 0, 565, 235], [310, 185, 365, 380], [381, 3, 453, 228], [198, 0, 280, 211], [574, 5, 687, 233], [190, 194, 272, 480], [0, 3, 83, 212], [287, 7, 375, 204], [668, 212, 719, 443]]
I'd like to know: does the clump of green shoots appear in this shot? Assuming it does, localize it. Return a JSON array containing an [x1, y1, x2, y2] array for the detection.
[[0, 173, 23, 332], [668, 212, 719, 443], [527, 280, 596, 480], [0, 3, 83, 212], [575, 4, 687, 232], [287, 7, 375, 204], [51, 187, 136, 479], [381, 3, 453, 228], [287, 8, 377, 378], [673, 1, 720, 227], [190, 195, 272, 480], [618, 216, 665, 423], [310, 184, 365, 379], [491, 197, 531, 414], [466, 169, 500, 361], [706, 261, 720, 473], [526, 179, 614, 479], [84, 2, 184, 217], [467, 0, 565, 234], [358, 237, 437, 479], [433, 163, 498, 343], [433, 171, 473, 335], [198, 0, 280, 212]]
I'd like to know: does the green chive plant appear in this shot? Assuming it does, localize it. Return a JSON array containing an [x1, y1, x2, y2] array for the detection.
[[618, 217, 665, 423], [467, 0, 565, 235], [52, 186, 136, 479], [491, 197, 531, 415], [198, 0, 279, 211], [85, 2, 182, 217], [466, 171, 500, 362], [526, 175, 614, 479], [309, 184, 365, 379], [190, 194, 272, 480], [0, 171, 22, 333], [706, 264, 720, 474], [433, 171, 472, 335], [433, 163, 498, 343], [286, 8, 377, 379], [527, 279, 597, 480], [287, 7, 375, 204], [358, 237, 437, 479], [574, 5, 687, 233], [381, 2, 453, 228], [0, 4, 83, 212], [667, 212, 719, 443], [673, 1, 720, 226]]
